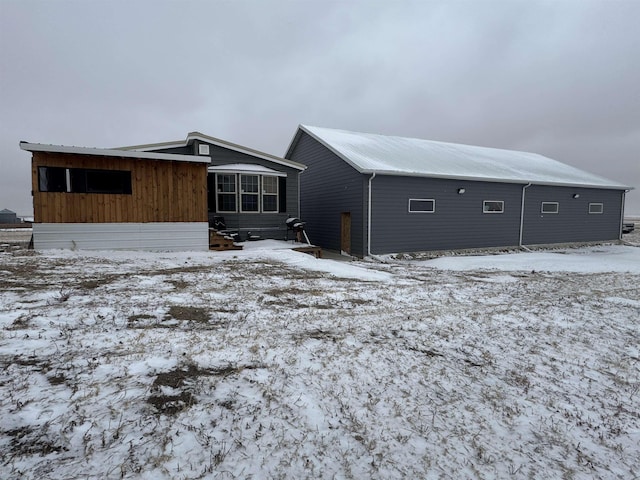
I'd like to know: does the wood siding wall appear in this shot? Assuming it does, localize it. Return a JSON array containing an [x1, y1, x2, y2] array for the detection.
[[31, 152, 207, 224]]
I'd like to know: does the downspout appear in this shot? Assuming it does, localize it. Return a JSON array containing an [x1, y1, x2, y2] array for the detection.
[[367, 172, 376, 257], [519, 183, 531, 248], [619, 190, 628, 241]]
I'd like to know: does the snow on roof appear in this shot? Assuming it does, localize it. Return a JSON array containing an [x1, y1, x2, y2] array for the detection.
[[208, 163, 286, 176], [297, 125, 630, 190], [20, 142, 210, 163]]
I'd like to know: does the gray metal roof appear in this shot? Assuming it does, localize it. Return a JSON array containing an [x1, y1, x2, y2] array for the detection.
[[291, 125, 630, 190]]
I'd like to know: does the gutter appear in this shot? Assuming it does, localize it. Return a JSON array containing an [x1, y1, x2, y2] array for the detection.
[[519, 183, 531, 248], [367, 172, 376, 256]]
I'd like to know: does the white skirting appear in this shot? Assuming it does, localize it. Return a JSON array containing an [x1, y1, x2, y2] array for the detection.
[[33, 222, 209, 251]]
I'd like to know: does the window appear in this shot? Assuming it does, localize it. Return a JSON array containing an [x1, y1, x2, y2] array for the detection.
[[262, 176, 278, 212], [72, 169, 132, 194], [541, 202, 559, 214], [408, 198, 435, 213], [589, 203, 603, 214], [483, 200, 504, 214], [38, 167, 131, 194], [38, 167, 67, 192], [198, 144, 210, 155], [240, 175, 259, 212], [216, 174, 237, 212], [212, 172, 282, 213]]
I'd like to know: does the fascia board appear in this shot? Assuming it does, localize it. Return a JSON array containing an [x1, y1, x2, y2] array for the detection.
[[363, 169, 632, 190], [20, 142, 210, 164]]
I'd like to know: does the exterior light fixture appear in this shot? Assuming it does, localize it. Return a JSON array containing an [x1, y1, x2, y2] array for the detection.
[[572, 193, 580, 199], [457, 188, 466, 194]]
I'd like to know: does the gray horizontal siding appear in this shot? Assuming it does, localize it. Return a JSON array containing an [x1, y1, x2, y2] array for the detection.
[[151, 142, 301, 240], [371, 177, 523, 254], [287, 132, 366, 256], [206, 143, 301, 239], [522, 185, 623, 245]]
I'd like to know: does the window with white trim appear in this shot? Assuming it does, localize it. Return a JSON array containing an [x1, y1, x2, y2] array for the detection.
[[541, 202, 559, 214], [240, 174, 259, 212], [408, 198, 435, 213], [262, 176, 278, 212], [588, 203, 603, 214], [483, 200, 504, 213], [216, 174, 237, 212]]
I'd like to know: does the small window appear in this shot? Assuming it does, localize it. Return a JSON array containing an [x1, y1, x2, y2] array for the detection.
[[408, 198, 435, 213], [38, 167, 67, 192], [589, 203, 603, 214], [198, 144, 210, 155], [483, 200, 504, 214], [541, 202, 559, 214]]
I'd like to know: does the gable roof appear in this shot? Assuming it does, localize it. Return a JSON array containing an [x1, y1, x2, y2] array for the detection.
[[20, 142, 209, 163], [122, 131, 306, 172], [287, 125, 630, 190]]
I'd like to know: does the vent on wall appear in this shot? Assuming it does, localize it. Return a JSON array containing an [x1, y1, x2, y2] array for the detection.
[[198, 144, 210, 155]]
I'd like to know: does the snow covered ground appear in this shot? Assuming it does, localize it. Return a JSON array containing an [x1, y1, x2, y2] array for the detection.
[[1, 242, 639, 479]]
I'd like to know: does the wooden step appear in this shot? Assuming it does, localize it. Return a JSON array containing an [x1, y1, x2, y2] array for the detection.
[[209, 230, 243, 251]]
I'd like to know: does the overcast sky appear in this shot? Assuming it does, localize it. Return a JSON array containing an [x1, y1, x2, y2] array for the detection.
[[1, 0, 638, 216]]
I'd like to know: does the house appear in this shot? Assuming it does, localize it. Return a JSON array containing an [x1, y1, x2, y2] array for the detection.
[[0, 208, 18, 224], [121, 132, 306, 241], [20, 142, 209, 250], [285, 125, 632, 257]]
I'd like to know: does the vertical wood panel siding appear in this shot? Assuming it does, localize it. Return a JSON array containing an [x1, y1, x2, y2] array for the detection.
[[287, 132, 366, 256], [32, 152, 207, 224], [522, 185, 622, 244]]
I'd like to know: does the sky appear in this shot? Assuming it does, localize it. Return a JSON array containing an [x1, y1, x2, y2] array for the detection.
[[1, 0, 638, 216]]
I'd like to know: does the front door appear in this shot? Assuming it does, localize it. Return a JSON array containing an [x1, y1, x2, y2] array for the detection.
[[341, 212, 351, 254]]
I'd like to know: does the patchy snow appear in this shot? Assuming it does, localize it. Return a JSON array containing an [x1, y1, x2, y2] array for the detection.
[[1, 245, 639, 479], [425, 245, 640, 273], [301, 125, 629, 189]]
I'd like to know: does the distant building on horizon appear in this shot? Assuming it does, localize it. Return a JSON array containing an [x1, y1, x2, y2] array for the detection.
[[0, 208, 18, 224]]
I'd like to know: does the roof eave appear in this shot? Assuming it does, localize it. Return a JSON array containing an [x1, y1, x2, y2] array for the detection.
[[293, 125, 367, 174], [19, 142, 210, 163], [362, 169, 631, 190]]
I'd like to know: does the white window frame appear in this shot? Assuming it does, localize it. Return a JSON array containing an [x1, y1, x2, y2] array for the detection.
[[198, 144, 210, 155], [483, 200, 504, 214], [588, 203, 603, 214], [261, 175, 279, 213], [240, 174, 260, 213], [216, 173, 237, 213], [408, 198, 435, 213], [541, 202, 559, 214]]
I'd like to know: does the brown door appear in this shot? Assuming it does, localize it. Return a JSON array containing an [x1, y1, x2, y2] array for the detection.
[[341, 212, 351, 254]]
